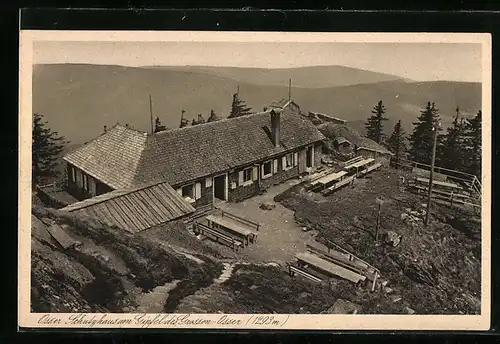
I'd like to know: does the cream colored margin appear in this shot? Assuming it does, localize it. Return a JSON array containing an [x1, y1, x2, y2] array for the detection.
[[18, 31, 492, 330]]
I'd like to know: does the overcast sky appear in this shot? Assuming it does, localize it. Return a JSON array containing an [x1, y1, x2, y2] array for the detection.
[[34, 41, 482, 82]]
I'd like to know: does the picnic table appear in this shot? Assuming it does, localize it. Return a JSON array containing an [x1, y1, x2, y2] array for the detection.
[[206, 214, 257, 246], [295, 252, 366, 284], [317, 170, 348, 186]]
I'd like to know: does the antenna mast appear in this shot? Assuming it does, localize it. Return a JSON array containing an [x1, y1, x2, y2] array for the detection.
[[149, 94, 154, 134]]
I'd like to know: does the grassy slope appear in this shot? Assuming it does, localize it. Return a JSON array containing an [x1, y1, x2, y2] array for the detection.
[[33, 64, 481, 145], [31, 204, 223, 313]]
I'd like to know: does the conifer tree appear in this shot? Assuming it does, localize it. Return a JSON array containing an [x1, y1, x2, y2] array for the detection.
[[197, 113, 206, 124], [207, 109, 220, 122], [191, 118, 198, 126], [386, 120, 407, 168], [408, 102, 443, 165], [228, 92, 252, 118], [465, 110, 482, 177], [179, 110, 189, 128], [154, 117, 167, 133], [32, 113, 68, 184], [365, 100, 388, 144], [439, 108, 467, 170]]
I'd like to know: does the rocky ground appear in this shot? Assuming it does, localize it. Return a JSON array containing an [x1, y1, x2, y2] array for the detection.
[[274, 168, 481, 314]]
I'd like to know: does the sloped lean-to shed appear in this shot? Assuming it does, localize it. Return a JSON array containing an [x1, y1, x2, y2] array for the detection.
[[60, 181, 196, 233]]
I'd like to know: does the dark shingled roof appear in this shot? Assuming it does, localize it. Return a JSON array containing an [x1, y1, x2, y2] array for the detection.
[[318, 123, 393, 155], [61, 181, 195, 233], [64, 106, 325, 188], [64, 125, 149, 189]]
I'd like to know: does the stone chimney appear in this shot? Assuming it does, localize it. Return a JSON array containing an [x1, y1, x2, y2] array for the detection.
[[270, 109, 281, 148]]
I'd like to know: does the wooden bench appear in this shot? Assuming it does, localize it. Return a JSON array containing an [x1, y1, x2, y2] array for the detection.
[[196, 223, 243, 251], [287, 263, 323, 283], [295, 252, 366, 284], [219, 209, 260, 232], [306, 244, 377, 281], [322, 175, 355, 196], [206, 214, 257, 246], [340, 155, 364, 167]]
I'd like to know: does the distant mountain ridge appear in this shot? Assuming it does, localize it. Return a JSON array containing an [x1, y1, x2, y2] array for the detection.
[[33, 64, 481, 145], [142, 64, 409, 88]]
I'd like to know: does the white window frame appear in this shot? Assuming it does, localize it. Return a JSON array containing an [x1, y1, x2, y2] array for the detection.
[[181, 184, 196, 203], [83, 174, 89, 191], [71, 166, 77, 182], [205, 177, 213, 188], [243, 167, 253, 183], [261, 160, 273, 179], [284, 153, 294, 170]]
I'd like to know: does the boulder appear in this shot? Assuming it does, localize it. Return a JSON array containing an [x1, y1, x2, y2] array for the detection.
[[385, 230, 402, 247], [406, 306, 415, 314], [325, 299, 362, 314]]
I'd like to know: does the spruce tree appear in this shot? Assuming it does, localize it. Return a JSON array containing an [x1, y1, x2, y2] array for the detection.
[[191, 118, 198, 126], [465, 110, 482, 177], [207, 109, 220, 122], [386, 120, 407, 168], [32, 113, 68, 184], [197, 113, 206, 124], [365, 100, 388, 144], [154, 117, 167, 133], [179, 110, 189, 128], [439, 108, 467, 170], [408, 102, 443, 165], [228, 93, 252, 118]]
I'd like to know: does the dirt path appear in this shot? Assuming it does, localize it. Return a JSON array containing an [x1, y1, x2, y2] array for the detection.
[[215, 179, 315, 263], [134, 280, 180, 313]]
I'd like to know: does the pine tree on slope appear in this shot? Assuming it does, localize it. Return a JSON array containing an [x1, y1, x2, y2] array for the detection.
[[408, 102, 443, 165], [32, 113, 68, 185], [386, 120, 407, 168], [465, 110, 482, 177], [228, 93, 252, 118], [179, 110, 190, 128], [154, 117, 167, 133], [439, 108, 467, 170], [365, 100, 388, 144], [207, 109, 220, 122]]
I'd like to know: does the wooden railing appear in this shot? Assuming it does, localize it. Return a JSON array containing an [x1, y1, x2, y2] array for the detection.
[[393, 158, 481, 198]]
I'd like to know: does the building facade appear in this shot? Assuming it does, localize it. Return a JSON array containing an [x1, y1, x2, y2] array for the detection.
[[63, 100, 325, 210]]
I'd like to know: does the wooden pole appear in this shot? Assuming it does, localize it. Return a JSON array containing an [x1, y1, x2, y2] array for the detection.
[[149, 94, 154, 134], [371, 270, 378, 292], [288, 78, 292, 102], [375, 202, 382, 241], [424, 125, 439, 226]]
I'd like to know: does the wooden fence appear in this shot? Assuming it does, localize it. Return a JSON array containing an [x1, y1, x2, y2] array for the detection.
[[392, 158, 482, 198]]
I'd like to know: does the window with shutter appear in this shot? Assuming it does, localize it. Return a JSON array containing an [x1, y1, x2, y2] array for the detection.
[[293, 152, 299, 166], [195, 182, 202, 200], [262, 160, 273, 178], [71, 166, 76, 182], [252, 166, 258, 181], [273, 159, 278, 173], [282, 156, 287, 170], [238, 171, 244, 185], [205, 177, 212, 188]]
